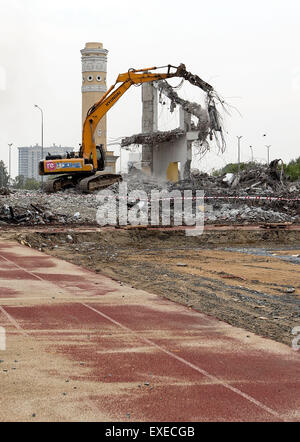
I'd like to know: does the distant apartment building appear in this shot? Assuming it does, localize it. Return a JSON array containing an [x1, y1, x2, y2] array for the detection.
[[18, 144, 74, 181]]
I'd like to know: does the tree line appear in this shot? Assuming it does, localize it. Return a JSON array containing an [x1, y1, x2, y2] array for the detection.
[[0, 160, 41, 189], [212, 157, 300, 181]]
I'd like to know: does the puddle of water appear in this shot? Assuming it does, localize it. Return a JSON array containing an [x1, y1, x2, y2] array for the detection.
[[221, 246, 300, 265]]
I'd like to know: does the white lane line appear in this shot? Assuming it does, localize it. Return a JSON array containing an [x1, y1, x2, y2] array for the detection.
[[0, 248, 288, 420], [0, 305, 29, 337], [81, 302, 286, 422], [0, 254, 42, 337], [0, 254, 44, 281]]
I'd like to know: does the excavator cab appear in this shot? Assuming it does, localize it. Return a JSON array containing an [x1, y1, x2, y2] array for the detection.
[[96, 145, 105, 171], [89, 144, 106, 171]]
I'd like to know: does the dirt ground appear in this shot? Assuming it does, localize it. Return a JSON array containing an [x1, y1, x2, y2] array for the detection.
[[10, 227, 300, 347]]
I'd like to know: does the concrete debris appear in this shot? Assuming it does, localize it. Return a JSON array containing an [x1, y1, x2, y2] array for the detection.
[[121, 128, 185, 147], [156, 79, 209, 122], [105, 166, 300, 225], [0, 199, 66, 225], [285, 288, 295, 294], [155, 75, 225, 149], [188, 161, 298, 193], [124, 66, 225, 153], [154, 79, 216, 147], [177, 64, 214, 94], [0, 188, 11, 195], [223, 173, 235, 186], [0, 161, 299, 226]]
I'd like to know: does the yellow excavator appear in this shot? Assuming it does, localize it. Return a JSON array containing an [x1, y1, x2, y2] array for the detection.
[[39, 63, 215, 193]]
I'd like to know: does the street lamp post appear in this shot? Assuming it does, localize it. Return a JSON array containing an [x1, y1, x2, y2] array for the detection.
[[237, 136, 243, 173], [34, 104, 44, 185], [8, 143, 13, 185], [265, 145, 271, 165]]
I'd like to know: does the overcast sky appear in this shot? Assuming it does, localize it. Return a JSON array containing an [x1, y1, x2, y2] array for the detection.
[[0, 0, 299, 177]]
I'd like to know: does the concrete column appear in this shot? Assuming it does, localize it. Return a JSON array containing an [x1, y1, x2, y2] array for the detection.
[[180, 107, 192, 180], [141, 83, 158, 174], [179, 107, 192, 132]]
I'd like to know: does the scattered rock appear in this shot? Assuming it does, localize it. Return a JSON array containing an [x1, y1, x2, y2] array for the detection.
[[286, 288, 296, 294]]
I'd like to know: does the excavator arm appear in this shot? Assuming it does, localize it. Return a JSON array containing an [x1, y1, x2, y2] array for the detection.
[[81, 64, 212, 170]]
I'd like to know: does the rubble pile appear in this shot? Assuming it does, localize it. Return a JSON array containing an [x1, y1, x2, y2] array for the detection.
[[203, 204, 296, 224], [0, 188, 11, 196], [108, 166, 299, 225], [185, 161, 299, 195], [0, 162, 298, 226], [0, 190, 98, 226]]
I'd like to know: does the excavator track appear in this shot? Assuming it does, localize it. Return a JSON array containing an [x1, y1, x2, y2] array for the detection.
[[44, 173, 122, 193], [79, 172, 122, 193], [43, 176, 75, 193]]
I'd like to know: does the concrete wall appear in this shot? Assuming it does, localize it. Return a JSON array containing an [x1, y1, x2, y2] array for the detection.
[[141, 84, 200, 181], [152, 136, 192, 181]]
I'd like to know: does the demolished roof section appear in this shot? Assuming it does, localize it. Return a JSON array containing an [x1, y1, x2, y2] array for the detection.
[[121, 128, 185, 147], [155, 77, 225, 151], [122, 65, 226, 152], [155, 79, 211, 146]]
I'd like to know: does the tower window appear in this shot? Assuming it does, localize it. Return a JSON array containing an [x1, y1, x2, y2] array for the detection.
[[87, 75, 93, 82], [96, 75, 102, 82]]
